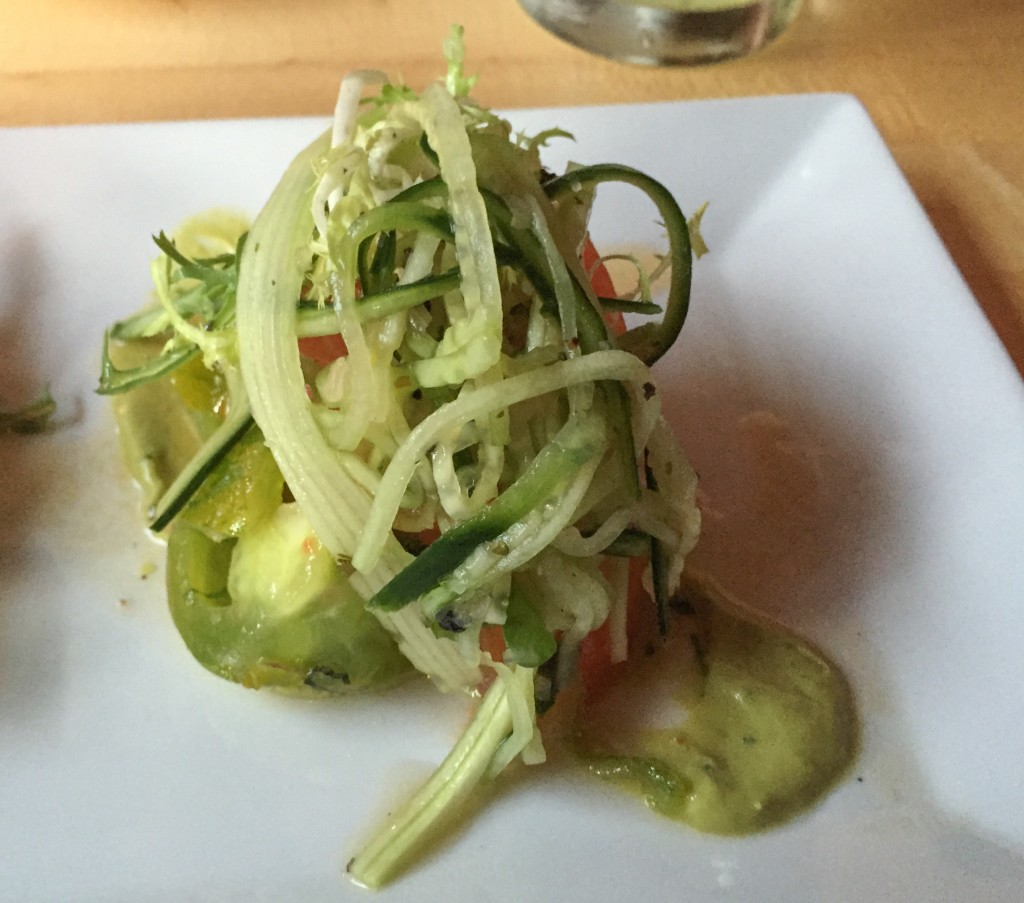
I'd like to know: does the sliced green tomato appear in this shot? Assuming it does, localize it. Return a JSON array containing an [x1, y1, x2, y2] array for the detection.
[[178, 425, 284, 538], [227, 503, 340, 620], [166, 518, 412, 694]]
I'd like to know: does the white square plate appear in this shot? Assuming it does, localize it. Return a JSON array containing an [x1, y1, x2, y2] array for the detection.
[[2, 95, 1023, 901]]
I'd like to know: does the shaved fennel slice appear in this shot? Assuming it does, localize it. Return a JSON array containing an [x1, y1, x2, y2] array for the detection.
[[310, 69, 387, 239], [325, 271, 375, 451], [400, 84, 503, 388], [484, 659, 543, 774], [235, 130, 479, 693], [236, 130, 367, 558], [332, 69, 387, 149], [347, 666, 535, 890]]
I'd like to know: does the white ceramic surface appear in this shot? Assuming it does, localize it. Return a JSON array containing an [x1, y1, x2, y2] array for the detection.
[[2, 95, 1023, 902]]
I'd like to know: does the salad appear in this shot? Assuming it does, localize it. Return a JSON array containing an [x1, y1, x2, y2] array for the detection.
[[98, 29, 853, 889]]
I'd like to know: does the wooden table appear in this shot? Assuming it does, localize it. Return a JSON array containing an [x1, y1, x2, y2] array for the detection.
[[3, 0, 1022, 376]]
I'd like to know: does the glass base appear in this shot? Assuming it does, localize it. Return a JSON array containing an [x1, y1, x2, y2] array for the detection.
[[518, 0, 803, 66]]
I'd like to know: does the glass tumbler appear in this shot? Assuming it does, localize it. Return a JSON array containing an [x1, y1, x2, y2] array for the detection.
[[517, 0, 803, 66]]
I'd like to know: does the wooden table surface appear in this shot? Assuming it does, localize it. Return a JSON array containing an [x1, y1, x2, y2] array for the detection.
[[2, 0, 1022, 377]]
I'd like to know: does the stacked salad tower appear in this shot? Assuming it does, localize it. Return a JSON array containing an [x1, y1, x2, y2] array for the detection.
[[100, 28, 702, 887]]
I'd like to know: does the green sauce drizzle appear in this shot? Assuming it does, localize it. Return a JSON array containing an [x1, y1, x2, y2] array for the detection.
[[577, 577, 858, 833]]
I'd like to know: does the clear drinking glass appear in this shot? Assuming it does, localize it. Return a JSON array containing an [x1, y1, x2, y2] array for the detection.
[[518, 0, 803, 66]]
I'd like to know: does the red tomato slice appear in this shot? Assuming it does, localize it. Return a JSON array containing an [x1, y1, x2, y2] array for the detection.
[[298, 333, 348, 366], [478, 625, 507, 664]]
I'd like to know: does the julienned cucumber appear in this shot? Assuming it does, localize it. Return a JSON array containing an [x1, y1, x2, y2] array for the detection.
[[543, 163, 694, 366], [369, 413, 608, 612], [149, 404, 255, 532]]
